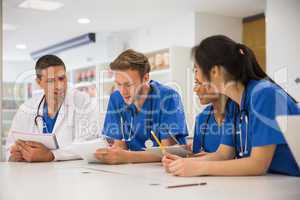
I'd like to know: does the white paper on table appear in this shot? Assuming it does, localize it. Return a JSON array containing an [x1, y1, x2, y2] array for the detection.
[[68, 138, 108, 163]]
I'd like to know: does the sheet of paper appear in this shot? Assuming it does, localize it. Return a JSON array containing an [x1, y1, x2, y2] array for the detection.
[[68, 138, 108, 163]]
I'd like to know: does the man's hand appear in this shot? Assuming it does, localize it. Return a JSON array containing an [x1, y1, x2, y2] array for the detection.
[[9, 144, 25, 162], [94, 146, 128, 165], [16, 140, 54, 162]]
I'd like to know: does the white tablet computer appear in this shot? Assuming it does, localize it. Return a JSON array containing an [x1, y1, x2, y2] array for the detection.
[[145, 145, 192, 158], [12, 130, 58, 150]]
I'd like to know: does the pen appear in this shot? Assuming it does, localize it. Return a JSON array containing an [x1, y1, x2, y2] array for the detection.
[[166, 182, 207, 189], [150, 130, 165, 154], [103, 135, 114, 147], [167, 132, 180, 145], [167, 132, 192, 156]]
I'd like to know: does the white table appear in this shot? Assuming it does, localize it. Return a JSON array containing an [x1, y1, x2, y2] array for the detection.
[[0, 160, 299, 200]]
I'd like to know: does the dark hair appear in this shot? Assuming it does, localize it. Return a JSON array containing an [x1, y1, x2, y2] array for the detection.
[[35, 54, 66, 79], [110, 49, 151, 78], [192, 35, 297, 102]]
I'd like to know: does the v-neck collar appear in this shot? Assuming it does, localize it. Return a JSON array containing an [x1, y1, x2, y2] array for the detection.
[[43, 101, 60, 120], [128, 84, 154, 116], [210, 107, 225, 128]]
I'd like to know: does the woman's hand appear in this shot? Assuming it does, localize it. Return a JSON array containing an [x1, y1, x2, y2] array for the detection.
[[168, 158, 204, 177], [162, 153, 181, 173]]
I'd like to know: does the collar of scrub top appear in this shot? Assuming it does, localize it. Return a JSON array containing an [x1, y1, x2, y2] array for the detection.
[[234, 83, 250, 158], [200, 100, 231, 152], [120, 85, 155, 143], [42, 101, 60, 134], [35, 93, 67, 134]]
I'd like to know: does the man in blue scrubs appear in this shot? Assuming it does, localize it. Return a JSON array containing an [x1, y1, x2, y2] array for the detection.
[[95, 49, 188, 164]]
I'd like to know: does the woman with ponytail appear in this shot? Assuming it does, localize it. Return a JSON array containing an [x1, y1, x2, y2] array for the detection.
[[162, 35, 300, 177]]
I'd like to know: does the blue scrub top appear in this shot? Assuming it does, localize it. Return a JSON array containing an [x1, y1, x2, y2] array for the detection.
[[222, 79, 300, 176], [102, 80, 188, 151], [43, 102, 59, 134], [193, 101, 237, 154]]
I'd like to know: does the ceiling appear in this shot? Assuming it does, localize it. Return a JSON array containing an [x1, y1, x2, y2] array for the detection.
[[3, 0, 266, 62]]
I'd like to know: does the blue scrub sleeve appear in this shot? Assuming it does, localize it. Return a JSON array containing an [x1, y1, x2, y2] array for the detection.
[[101, 95, 123, 140], [156, 92, 188, 144], [250, 87, 288, 147]]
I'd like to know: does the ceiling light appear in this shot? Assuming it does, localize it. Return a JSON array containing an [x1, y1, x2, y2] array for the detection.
[[78, 18, 91, 24], [16, 44, 27, 50], [18, 0, 64, 11]]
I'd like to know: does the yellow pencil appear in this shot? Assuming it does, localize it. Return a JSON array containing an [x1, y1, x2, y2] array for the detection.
[[150, 130, 165, 154]]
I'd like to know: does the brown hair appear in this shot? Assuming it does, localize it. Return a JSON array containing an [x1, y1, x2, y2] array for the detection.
[[35, 54, 66, 79], [110, 49, 151, 78]]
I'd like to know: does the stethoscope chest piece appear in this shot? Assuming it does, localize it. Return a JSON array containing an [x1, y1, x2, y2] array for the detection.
[[145, 139, 154, 148]]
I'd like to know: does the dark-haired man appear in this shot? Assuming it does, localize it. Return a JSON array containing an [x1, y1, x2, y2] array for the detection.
[[7, 55, 100, 162]]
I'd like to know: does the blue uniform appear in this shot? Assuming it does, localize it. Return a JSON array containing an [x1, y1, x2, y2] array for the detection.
[[102, 80, 188, 151], [43, 102, 59, 134], [193, 101, 237, 154], [222, 79, 300, 176]]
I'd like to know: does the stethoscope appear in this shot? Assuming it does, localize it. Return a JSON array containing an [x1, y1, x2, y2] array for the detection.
[[199, 106, 213, 152], [199, 93, 249, 158], [34, 95, 50, 133], [233, 85, 249, 158], [120, 86, 155, 148], [199, 101, 228, 152]]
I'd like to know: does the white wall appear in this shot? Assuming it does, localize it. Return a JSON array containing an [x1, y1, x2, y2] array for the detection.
[[266, 0, 300, 102], [122, 12, 243, 54], [195, 12, 242, 44], [127, 13, 196, 52], [3, 60, 35, 83]]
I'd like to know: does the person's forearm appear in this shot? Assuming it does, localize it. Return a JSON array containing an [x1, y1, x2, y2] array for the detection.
[[193, 145, 235, 162], [198, 158, 269, 176], [192, 152, 230, 161], [124, 151, 162, 163]]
